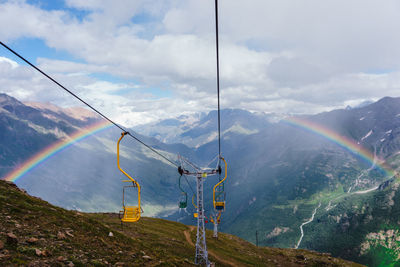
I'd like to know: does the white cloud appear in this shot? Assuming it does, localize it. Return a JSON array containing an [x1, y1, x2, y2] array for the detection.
[[0, 56, 18, 69], [1, 0, 400, 126]]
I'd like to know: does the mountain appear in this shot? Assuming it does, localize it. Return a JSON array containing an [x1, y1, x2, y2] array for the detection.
[[0, 93, 189, 216], [0, 179, 364, 266], [135, 109, 274, 148], [4, 92, 400, 265], [162, 97, 400, 266]]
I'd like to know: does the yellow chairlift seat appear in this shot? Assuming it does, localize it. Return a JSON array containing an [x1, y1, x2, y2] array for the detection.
[[117, 132, 142, 223], [215, 201, 225, 211], [121, 206, 141, 222]]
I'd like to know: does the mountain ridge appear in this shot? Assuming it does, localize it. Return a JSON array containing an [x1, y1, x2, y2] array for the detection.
[[3, 93, 400, 265]]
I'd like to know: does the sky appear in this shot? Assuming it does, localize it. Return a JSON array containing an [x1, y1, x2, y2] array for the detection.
[[1, 0, 400, 127]]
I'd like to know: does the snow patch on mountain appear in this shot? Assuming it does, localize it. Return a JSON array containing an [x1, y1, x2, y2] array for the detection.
[[223, 123, 259, 135], [361, 130, 373, 141]]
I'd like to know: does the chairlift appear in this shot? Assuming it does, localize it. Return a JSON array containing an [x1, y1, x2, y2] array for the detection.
[[213, 157, 227, 212], [117, 132, 142, 223], [178, 174, 188, 209]]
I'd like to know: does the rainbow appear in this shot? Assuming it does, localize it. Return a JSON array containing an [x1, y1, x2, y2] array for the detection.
[[3, 120, 113, 182], [284, 116, 394, 177]]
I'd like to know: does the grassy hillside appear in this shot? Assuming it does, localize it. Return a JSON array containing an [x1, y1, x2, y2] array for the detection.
[[0, 180, 363, 266]]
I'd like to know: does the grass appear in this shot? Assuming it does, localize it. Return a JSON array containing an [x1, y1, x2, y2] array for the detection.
[[0, 180, 364, 266]]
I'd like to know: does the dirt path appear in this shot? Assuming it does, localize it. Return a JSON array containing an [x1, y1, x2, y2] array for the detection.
[[183, 226, 195, 247], [183, 226, 240, 267]]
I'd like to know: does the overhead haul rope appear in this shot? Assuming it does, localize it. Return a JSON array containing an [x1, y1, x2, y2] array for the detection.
[[215, 0, 221, 161], [0, 41, 179, 168]]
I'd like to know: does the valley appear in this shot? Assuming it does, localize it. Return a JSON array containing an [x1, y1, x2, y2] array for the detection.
[[2, 93, 400, 265]]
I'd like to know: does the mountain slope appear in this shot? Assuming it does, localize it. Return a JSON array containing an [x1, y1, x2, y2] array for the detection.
[[3, 92, 400, 265], [0, 93, 200, 216], [0, 180, 363, 266], [163, 97, 400, 266], [300, 176, 400, 266]]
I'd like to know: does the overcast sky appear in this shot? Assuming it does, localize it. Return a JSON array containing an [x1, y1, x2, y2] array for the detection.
[[1, 0, 400, 126]]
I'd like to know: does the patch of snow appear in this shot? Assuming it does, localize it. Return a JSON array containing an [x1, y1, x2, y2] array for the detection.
[[361, 130, 373, 141], [386, 130, 392, 134], [359, 117, 365, 121], [194, 132, 218, 148], [396, 114, 400, 117], [380, 138, 385, 142], [223, 123, 259, 135]]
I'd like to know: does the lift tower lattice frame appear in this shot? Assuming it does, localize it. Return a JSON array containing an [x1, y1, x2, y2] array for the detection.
[[178, 156, 219, 266]]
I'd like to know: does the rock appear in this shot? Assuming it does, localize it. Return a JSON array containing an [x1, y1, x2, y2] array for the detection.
[[57, 256, 66, 261], [0, 253, 11, 259], [67, 261, 75, 267], [65, 230, 74, 237], [27, 237, 38, 243], [57, 232, 66, 240], [42, 249, 51, 256], [142, 255, 151, 260], [6, 233, 18, 244], [35, 248, 42, 256], [108, 232, 114, 237], [0, 240, 3, 250]]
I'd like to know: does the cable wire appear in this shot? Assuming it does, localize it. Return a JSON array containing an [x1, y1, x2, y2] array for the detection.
[[0, 41, 178, 168], [215, 0, 221, 160]]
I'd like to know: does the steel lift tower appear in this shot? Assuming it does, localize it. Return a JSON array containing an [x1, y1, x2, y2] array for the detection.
[[178, 156, 220, 266]]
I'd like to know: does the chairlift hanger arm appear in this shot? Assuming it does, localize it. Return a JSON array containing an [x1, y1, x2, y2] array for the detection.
[[117, 132, 139, 187], [213, 156, 227, 205], [117, 132, 142, 223]]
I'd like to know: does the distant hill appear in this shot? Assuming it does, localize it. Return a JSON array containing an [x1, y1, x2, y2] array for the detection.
[[0, 180, 363, 266]]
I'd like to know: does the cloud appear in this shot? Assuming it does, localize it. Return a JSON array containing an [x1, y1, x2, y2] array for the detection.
[[0, 56, 18, 69], [1, 0, 400, 126]]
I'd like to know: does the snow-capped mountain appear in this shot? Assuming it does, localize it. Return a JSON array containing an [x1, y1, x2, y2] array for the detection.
[[135, 109, 279, 148]]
